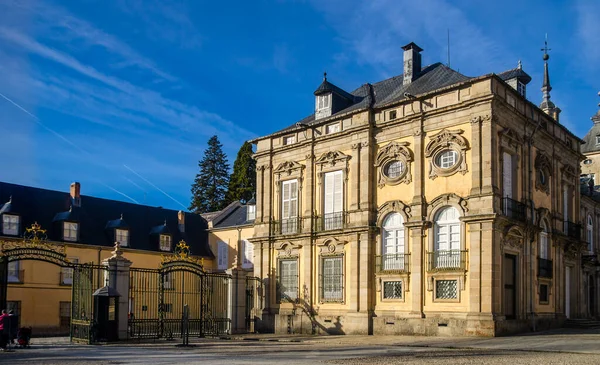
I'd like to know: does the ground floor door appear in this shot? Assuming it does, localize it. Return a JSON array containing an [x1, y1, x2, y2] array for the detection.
[[565, 267, 571, 319], [504, 254, 517, 319]]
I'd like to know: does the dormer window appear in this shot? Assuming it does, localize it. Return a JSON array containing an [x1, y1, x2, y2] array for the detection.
[[116, 229, 129, 247], [326, 123, 340, 134], [596, 136, 600, 145], [316, 94, 331, 111], [517, 81, 526, 97], [247, 204, 256, 221], [283, 135, 296, 145], [63, 222, 78, 242], [2, 214, 19, 235], [160, 234, 172, 251]]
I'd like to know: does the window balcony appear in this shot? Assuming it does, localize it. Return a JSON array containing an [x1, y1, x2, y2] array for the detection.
[[564, 221, 581, 240], [7, 270, 24, 284], [537, 257, 553, 278], [317, 212, 345, 231], [502, 197, 527, 222], [273, 217, 302, 235], [427, 250, 468, 272], [376, 253, 410, 274]]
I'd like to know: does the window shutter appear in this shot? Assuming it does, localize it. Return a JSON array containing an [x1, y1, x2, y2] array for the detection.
[[503, 152, 512, 199], [290, 181, 298, 217], [243, 240, 254, 266], [218, 242, 228, 269], [334, 171, 343, 213], [324, 173, 334, 214]]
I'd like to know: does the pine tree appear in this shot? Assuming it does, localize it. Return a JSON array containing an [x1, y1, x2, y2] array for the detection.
[[226, 141, 256, 204], [189, 135, 230, 213]]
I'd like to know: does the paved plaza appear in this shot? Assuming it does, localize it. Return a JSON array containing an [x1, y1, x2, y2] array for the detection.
[[2, 328, 600, 364]]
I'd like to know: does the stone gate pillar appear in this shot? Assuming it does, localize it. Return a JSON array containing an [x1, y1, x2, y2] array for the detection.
[[102, 242, 132, 340]]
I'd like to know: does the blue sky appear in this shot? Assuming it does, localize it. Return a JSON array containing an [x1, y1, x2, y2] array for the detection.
[[0, 0, 598, 211]]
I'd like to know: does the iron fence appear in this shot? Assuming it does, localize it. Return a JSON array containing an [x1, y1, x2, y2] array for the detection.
[[427, 250, 468, 272], [564, 221, 582, 240], [317, 212, 345, 231], [502, 197, 527, 222], [376, 253, 410, 273]]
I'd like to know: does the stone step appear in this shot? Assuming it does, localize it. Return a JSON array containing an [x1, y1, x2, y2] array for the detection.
[[564, 319, 600, 328]]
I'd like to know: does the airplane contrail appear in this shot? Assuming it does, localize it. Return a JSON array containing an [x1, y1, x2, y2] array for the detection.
[[123, 176, 146, 192], [0, 91, 139, 204], [123, 164, 187, 210]]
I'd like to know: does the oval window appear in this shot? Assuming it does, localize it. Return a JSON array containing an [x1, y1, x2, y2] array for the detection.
[[384, 160, 404, 178], [538, 169, 546, 185], [436, 149, 458, 169], [584, 159, 593, 165]]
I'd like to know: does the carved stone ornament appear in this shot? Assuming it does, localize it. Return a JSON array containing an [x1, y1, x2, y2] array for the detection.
[[317, 237, 347, 256], [499, 127, 523, 152], [274, 160, 305, 177], [276, 241, 302, 258], [534, 151, 552, 194], [470, 114, 491, 124], [375, 141, 413, 188], [561, 164, 577, 181], [502, 225, 525, 252], [377, 200, 412, 225], [564, 242, 579, 261], [315, 150, 351, 171], [424, 129, 469, 180], [427, 193, 469, 218]]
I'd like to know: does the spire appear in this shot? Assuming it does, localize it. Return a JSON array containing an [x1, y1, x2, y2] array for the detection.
[[539, 35, 561, 122], [592, 91, 600, 124]]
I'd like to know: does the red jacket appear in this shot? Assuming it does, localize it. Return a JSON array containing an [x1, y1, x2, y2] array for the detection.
[[0, 313, 7, 331]]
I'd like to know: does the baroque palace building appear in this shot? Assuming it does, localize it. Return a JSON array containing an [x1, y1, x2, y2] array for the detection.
[[249, 42, 598, 336]]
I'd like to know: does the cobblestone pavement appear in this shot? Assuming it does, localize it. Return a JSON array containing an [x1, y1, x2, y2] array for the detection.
[[1, 328, 599, 364]]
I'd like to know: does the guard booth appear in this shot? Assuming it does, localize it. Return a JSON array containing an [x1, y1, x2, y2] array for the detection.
[[92, 286, 120, 342]]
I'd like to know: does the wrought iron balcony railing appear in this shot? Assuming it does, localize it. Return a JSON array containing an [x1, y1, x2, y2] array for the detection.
[[272, 217, 302, 235], [564, 221, 581, 240], [502, 197, 527, 222], [537, 257, 553, 278], [317, 212, 345, 231], [427, 250, 468, 272], [376, 253, 410, 273]]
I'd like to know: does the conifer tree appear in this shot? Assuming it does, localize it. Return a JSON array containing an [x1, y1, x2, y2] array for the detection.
[[226, 141, 256, 204], [189, 135, 230, 213]]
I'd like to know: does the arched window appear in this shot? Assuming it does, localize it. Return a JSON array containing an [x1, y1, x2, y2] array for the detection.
[[587, 215, 594, 253], [382, 213, 405, 270], [434, 206, 461, 268], [539, 221, 549, 259]]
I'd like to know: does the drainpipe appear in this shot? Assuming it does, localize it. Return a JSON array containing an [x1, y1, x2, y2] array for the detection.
[[527, 118, 542, 332], [236, 227, 242, 332]]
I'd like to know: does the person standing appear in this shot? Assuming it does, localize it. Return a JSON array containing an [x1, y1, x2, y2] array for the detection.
[[0, 310, 8, 351]]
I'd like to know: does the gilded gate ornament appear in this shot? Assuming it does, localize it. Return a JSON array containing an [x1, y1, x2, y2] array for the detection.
[[0, 222, 68, 266]]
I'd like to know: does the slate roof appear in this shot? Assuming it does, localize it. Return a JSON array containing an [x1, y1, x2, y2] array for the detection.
[[314, 78, 355, 100], [264, 63, 472, 138], [497, 67, 532, 84], [581, 121, 600, 154], [0, 181, 213, 258], [209, 201, 254, 229]]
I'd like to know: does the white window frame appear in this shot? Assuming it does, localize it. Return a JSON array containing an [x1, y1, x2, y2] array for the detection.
[[281, 179, 298, 234], [247, 204, 256, 221], [540, 221, 550, 259], [217, 241, 228, 270], [433, 207, 461, 269], [163, 272, 174, 290], [435, 279, 459, 300], [587, 215, 594, 253], [321, 256, 343, 302], [7, 261, 21, 283], [436, 149, 458, 169], [517, 81, 526, 97], [2, 214, 19, 235], [159, 234, 172, 252], [596, 136, 600, 146], [61, 257, 79, 285], [323, 170, 343, 230], [382, 213, 405, 271], [502, 152, 514, 199], [326, 123, 340, 134], [116, 229, 129, 247], [316, 94, 331, 111], [279, 259, 298, 301], [382, 280, 403, 300], [283, 135, 296, 145], [242, 239, 254, 269], [63, 222, 78, 242]]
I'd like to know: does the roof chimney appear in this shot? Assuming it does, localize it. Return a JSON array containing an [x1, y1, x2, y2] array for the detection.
[[70, 182, 81, 207], [402, 42, 423, 85], [178, 210, 185, 232]]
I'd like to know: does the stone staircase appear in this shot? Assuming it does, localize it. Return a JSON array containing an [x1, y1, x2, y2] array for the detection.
[[564, 319, 600, 329]]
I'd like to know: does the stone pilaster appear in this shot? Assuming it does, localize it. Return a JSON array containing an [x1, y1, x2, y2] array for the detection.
[[480, 116, 495, 195], [350, 143, 361, 211], [359, 141, 370, 211], [408, 224, 424, 317], [102, 242, 132, 341], [411, 128, 424, 209], [303, 153, 314, 232], [470, 116, 483, 196]]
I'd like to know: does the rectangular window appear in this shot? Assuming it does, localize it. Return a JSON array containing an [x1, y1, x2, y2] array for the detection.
[[279, 259, 298, 301], [116, 229, 129, 247], [247, 205, 256, 221], [281, 179, 298, 234], [7, 261, 22, 283], [2, 214, 19, 235], [539, 284, 549, 303], [283, 135, 296, 145], [242, 240, 254, 269], [316, 94, 331, 111], [63, 222, 78, 242], [326, 123, 340, 134], [163, 272, 174, 290], [435, 280, 458, 300], [502, 152, 514, 199], [163, 303, 173, 313], [596, 136, 600, 145], [321, 256, 343, 302], [324, 171, 343, 230], [59, 301, 71, 330], [159, 234, 172, 251], [517, 81, 526, 97], [218, 241, 228, 270], [389, 110, 397, 120], [383, 281, 403, 300], [61, 257, 79, 285]]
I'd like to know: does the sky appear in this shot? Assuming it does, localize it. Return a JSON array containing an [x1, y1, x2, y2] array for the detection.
[[0, 0, 598, 211]]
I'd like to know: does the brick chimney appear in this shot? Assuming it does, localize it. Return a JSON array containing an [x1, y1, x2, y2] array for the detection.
[[402, 42, 423, 85], [70, 182, 81, 207], [178, 210, 185, 232]]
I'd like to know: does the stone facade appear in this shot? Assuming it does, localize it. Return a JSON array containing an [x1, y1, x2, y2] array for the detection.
[[248, 45, 593, 336]]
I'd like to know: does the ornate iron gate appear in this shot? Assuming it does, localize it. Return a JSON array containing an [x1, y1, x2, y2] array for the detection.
[[128, 241, 232, 340], [245, 276, 261, 333], [70, 264, 106, 344]]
